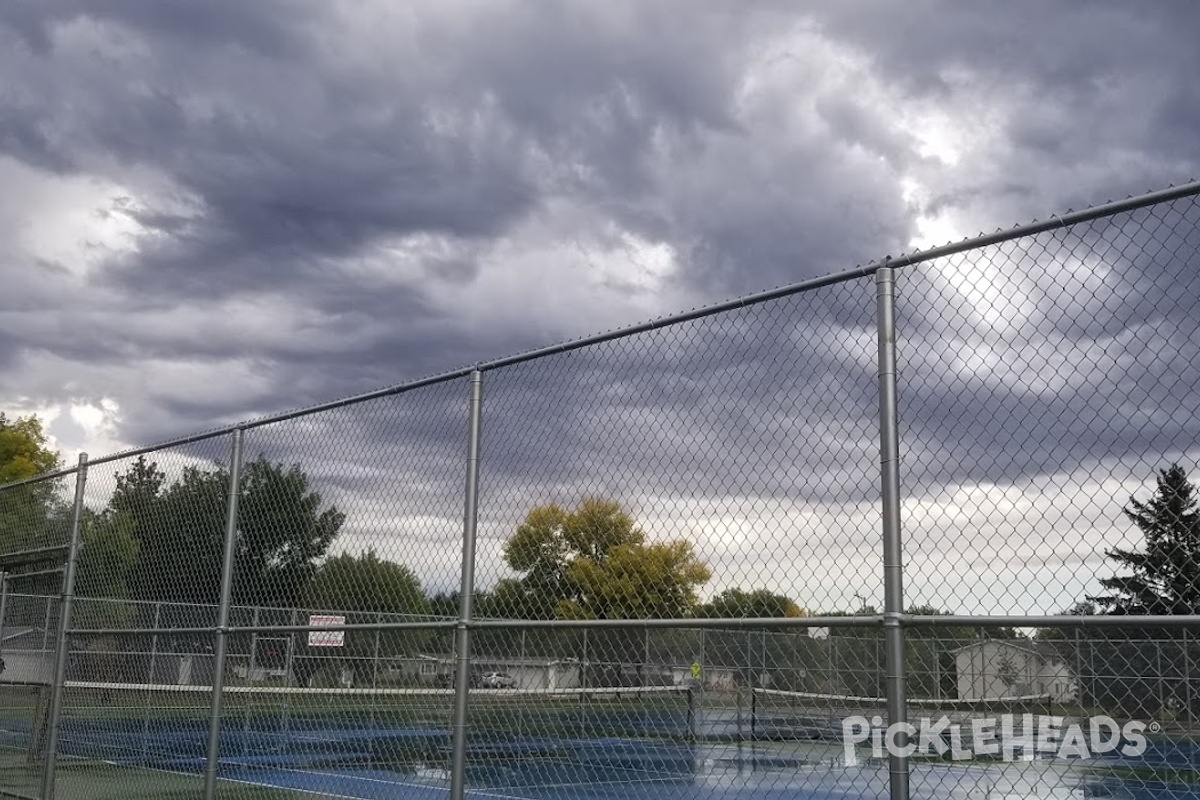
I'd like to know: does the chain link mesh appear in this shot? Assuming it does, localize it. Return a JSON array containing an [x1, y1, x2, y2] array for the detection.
[[1, 185, 1199, 797]]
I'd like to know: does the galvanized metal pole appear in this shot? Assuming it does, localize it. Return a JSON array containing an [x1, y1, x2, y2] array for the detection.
[[933, 640, 941, 702], [248, 606, 260, 687], [41, 597, 53, 654], [203, 429, 245, 800], [877, 266, 909, 800], [242, 605, 260, 757], [0, 572, 8, 647], [1186, 630, 1193, 731], [143, 602, 162, 766], [449, 370, 484, 800], [372, 611, 382, 690], [41, 453, 88, 800]]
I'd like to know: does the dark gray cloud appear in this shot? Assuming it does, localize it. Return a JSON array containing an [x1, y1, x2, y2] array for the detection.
[[2, 2, 1199, 614]]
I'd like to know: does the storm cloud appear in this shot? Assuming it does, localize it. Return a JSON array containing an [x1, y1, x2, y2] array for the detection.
[[2, 2, 1199, 615]]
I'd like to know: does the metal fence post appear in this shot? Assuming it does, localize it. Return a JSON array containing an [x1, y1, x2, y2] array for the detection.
[[933, 640, 941, 702], [1186, 630, 1193, 731], [372, 611, 383, 690], [698, 628, 706, 726], [143, 602, 162, 766], [450, 369, 484, 800], [203, 429, 246, 800], [0, 571, 7, 647], [41, 452, 88, 800], [247, 606, 260, 687], [42, 596, 52, 654], [241, 605, 260, 758], [877, 265, 909, 800]]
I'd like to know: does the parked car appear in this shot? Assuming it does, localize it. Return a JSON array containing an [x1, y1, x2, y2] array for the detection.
[[480, 671, 516, 688]]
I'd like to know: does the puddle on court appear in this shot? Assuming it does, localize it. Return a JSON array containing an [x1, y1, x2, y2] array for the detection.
[[216, 742, 1200, 799]]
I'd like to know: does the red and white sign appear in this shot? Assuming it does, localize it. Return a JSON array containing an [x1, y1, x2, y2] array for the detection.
[[307, 614, 346, 647]]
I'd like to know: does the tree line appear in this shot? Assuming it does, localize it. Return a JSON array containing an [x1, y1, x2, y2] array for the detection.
[[6, 413, 1200, 701]]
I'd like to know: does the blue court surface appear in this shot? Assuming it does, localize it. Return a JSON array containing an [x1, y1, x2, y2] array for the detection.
[[35, 713, 1200, 799]]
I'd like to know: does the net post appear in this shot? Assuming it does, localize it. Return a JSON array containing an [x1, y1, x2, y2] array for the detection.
[[876, 265, 909, 800], [450, 370, 484, 800], [203, 429, 245, 800], [691, 681, 700, 743], [40, 452, 88, 800]]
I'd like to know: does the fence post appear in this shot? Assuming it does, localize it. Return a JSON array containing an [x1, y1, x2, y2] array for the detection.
[[143, 601, 162, 766], [1186, 630, 1193, 731], [40, 452, 88, 800], [0, 571, 7, 647], [42, 596, 53, 654], [247, 606, 260, 687], [372, 611, 383, 690], [241, 605, 260, 757], [698, 628, 706, 727], [203, 429, 246, 800], [877, 265, 909, 800], [449, 369, 484, 800]]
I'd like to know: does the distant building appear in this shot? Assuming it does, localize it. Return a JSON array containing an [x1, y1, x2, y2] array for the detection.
[[0, 628, 53, 683], [393, 655, 581, 691], [954, 639, 1077, 703]]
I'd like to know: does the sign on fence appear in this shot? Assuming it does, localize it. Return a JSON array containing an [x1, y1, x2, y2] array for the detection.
[[307, 614, 346, 647]]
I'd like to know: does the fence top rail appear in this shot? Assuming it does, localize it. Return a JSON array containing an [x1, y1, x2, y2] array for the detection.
[[65, 614, 884, 638], [0, 546, 68, 571], [1, 178, 1196, 490]]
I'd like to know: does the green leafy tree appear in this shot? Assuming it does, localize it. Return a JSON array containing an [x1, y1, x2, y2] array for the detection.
[[698, 588, 805, 619], [0, 413, 67, 555], [84, 455, 345, 620], [500, 497, 710, 685], [74, 510, 141, 629], [0, 413, 59, 484], [693, 589, 807, 692], [235, 457, 346, 608], [502, 497, 710, 619], [297, 550, 431, 686]]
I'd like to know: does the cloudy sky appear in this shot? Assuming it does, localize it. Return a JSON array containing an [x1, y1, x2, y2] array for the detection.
[[3, 1, 1200, 616]]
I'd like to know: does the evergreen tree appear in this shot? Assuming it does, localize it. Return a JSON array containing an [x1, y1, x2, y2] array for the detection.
[[1089, 463, 1200, 615]]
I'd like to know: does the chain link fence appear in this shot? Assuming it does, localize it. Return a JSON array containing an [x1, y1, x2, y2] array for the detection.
[[2, 179, 1200, 798]]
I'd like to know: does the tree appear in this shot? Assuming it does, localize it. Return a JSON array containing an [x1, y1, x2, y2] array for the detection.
[[0, 413, 67, 555], [0, 413, 59, 484], [697, 588, 805, 619], [298, 550, 431, 686], [501, 497, 710, 620], [693, 589, 808, 692], [74, 509, 140, 629], [501, 497, 711, 684], [1043, 464, 1200, 718], [81, 455, 345, 620], [1089, 463, 1200, 615], [234, 457, 346, 608]]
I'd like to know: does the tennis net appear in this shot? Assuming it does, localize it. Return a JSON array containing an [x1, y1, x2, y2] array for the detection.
[[0, 681, 48, 762]]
